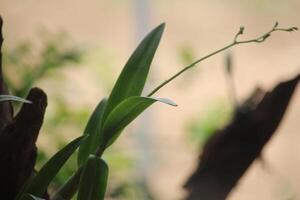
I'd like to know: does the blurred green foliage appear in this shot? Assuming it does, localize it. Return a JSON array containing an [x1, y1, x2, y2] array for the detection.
[[176, 44, 199, 88], [3, 32, 81, 98], [3, 31, 86, 188], [186, 100, 232, 146], [178, 45, 195, 65], [103, 147, 154, 200]]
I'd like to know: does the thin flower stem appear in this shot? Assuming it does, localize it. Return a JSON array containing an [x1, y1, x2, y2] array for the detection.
[[147, 43, 234, 96], [147, 23, 297, 97]]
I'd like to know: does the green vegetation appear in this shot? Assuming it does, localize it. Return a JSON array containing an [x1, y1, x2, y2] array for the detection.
[[10, 22, 296, 200]]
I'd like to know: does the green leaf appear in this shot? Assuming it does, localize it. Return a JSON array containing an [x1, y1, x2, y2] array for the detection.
[[102, 96, 177, 148], [103, 23, 165, 120], [0, 94, 31, 103], [50, 169, 82, 200], [77, 98, 107, 166], [23, 136, 86, 197], [77, 155, 108, 200], [28, 194, 45, 200]]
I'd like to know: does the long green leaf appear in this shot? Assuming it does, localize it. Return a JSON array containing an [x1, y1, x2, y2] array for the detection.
[[23, 136, 86, 197], [77, 155, 108, 200], [0, 94, 31, 103], [77, 98, 107, 166], [102, 96, 177, 148], [103, 23, 165, 120]]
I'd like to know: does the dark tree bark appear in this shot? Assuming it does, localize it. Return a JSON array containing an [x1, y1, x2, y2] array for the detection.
[[184, 74, 300, 200], [0, 16, 48, 200], [0, 16, 13, 131]]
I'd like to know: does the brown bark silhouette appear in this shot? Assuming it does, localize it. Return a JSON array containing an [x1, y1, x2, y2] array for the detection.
[[185, 74, 300, 200], [0, 16, 48, 200]]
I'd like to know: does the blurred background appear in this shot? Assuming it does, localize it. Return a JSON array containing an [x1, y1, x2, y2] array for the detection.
[[0, 0, 299, 199]]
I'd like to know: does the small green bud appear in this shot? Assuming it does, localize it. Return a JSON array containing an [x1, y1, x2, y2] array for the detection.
[[239, 26, 244, 35], [287, 27, 298, 32]]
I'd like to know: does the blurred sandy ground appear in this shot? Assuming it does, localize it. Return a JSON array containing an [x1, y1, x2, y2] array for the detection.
[[0, 0, 300, 199]]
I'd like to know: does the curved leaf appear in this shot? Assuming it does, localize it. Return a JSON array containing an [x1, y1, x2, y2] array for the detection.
[[77, 155, 108, 200], [77, 98, 107, 166], [23, 136, 86, 197], [103, 23, 165, 120], [102, 96, 177, 148], [0, 94, 31, 103], [28, 194, 45, 200]]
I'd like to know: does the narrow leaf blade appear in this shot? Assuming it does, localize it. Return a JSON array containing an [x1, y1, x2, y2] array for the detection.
[[77, 98, 107, 166], [0, 94, 32, 103], [28, 194, 45, 200], [50, 169, 82, 200], [102, 96, 176, 148], [103, 23, 165, 119], [77, 155, 108, 200], [24, 136, 86, 197]]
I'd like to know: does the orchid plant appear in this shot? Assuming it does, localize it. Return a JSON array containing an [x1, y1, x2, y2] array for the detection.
[[13, 22, 296, 200]]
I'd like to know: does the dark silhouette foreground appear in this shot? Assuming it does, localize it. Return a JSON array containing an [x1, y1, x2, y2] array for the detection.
[[0, 17, 48, 200], [185, 73, 300, 200]]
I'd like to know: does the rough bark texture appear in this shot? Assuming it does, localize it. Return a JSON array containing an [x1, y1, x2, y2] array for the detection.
[[0, 16, 48, 200], [184, 74, 300, 200]]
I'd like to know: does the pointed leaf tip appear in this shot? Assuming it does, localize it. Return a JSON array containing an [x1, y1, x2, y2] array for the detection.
[[158, 22, 166, 29], [156, 97, 177, 107], [103, 23, 165, 121], [28, 194, 45, 200], [0, 95, 32, 104], [101, 96, 177, 149]]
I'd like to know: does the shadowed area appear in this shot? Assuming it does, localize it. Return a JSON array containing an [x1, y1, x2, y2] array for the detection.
[[185, 74, 300, 200], [0, 16, 48, 200]]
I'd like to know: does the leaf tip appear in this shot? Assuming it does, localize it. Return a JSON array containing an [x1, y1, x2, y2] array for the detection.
[[157, 98, 178, 107], [25, 99, 33, 104], [160, 22, 166, 27], [156, 22, 166, 33]]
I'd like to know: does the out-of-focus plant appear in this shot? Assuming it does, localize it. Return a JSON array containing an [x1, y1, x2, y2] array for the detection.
[[104, 148, 155, 200], [178, 45, 196, 65], [176, 45, 199, 88], [186, 53, 236, 146], [3, 32, 84, 187], [14, 21, 296, 200], [3, 32, 82, 98], [187, 100, 232, 146]]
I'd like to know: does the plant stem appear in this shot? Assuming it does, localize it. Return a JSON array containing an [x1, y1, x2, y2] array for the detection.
[[147, 23, 297, 97], [147, 43, 235, 97], [50, 23, 297, 200]]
